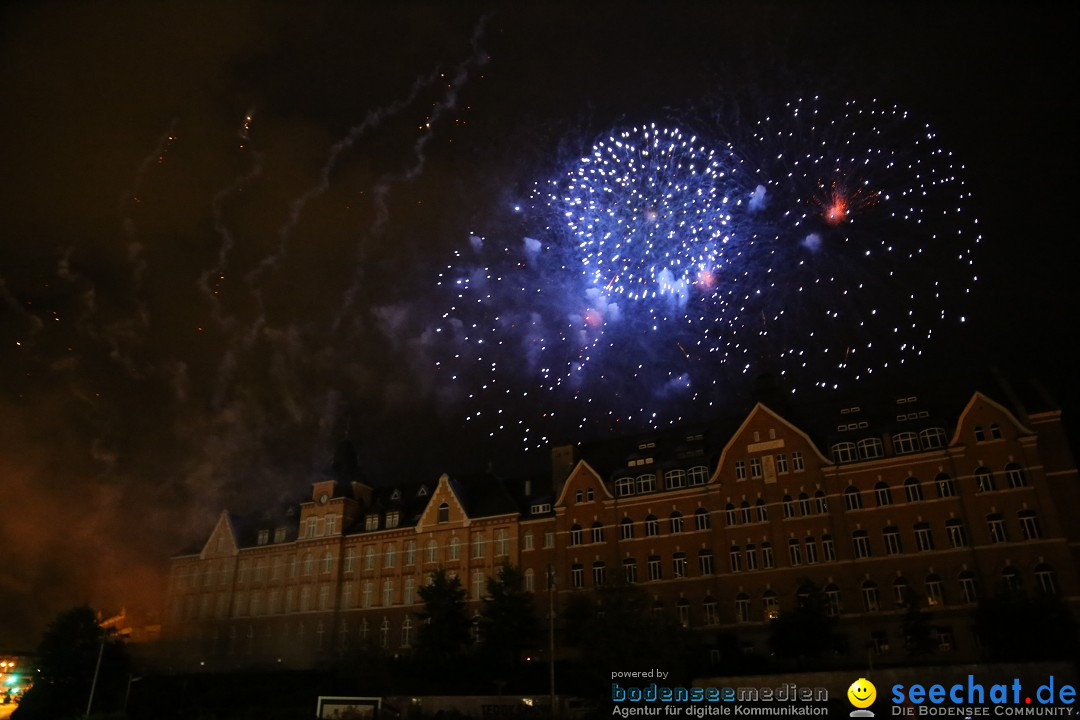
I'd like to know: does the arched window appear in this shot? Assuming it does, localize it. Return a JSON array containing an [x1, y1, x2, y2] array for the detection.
[[695, 507, 711, 531], [762, 590, 779, 619], [645, 515, 659, 537], [783, 494, 796, 518], [591, 521, 605, 544], [844, 486, 863, 511], [437, 502, 450, 523], [874, 481, 892, 506], [1005, 463, 1028, 488], [725, 503, 737, 526], [892, 577, 910, 606], [858, 437, 884, 459], [669, 512, 684, 534], [815, 490, 828, 514], [936, 473, 956, 498], [832, 442, 858, 464], [862, 580, 880, 612], [569, 524, 582, 546], [735, 593, 751, 623], [975, 466, 995, 492], [1035, 563, 1058, 595], [615, 476, 635, 497], [688, 466, 708, 486], [798, 493, 811, 516], [824, 584, 842, 616], [665, 469, 686, 489], [990, 423, 1002, 440], [959, 571, 978, 604], [925, 574, 944, 606], [637, 473, 657, 494], [740, 501, 752, 524], [904, 476, 923, 502], [920, 427, 948, 450], [974, 425, 985, 442], [756, 498, 768, 522], [1001, 566, 1022, 593], [620, 517, 634, 540], [893, 431, 919, 455]]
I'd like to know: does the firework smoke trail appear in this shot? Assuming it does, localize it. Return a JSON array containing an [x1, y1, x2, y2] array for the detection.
[[332, 15, 491, 333], [199, 109, 264, 328]]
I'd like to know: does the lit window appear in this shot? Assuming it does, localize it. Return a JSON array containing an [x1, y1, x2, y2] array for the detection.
[[763, 591, 779, 620], [925, 575, 944, 607], [385, 512, 399, 529]]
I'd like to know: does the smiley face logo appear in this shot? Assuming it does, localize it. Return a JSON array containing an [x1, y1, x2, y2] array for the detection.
[[847, 677, 877, 709]]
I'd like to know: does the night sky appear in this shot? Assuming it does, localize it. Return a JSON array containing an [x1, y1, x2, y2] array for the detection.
[[1, 2, 1076, 649]]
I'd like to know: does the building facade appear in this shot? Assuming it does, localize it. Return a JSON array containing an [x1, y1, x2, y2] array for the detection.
[[162, 386, 1080, 669]]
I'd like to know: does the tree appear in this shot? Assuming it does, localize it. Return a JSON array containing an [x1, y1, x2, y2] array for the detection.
[[899, 592, 937, 658], [479, 563, 538, 666], [415, 568, 471, 658], [13, 605, 130, 720], [767, 582, 841, 668], [974, 584, 1078, 661]]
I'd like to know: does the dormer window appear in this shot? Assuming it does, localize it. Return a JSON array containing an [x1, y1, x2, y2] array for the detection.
[[386, 511, 400, 529], [437, 502, 450, 523], [257, 529, 269, 546], [391, 489, 402, 501], [364, 515, 379, 531], [530, 502, 552, 514], [273, 527, 286, 543], [417, 485, 428, 497]]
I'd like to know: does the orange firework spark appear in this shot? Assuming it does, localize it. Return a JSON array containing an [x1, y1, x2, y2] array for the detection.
[[813, 180, 880, 225]]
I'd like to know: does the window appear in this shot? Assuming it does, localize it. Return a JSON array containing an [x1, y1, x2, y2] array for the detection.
[[592, 561, 606, 586], [959, 571, 978, 604], [569, 525, 582, 546], [703, 597, 719, 626], [303, 554, 315, 576], [925, 574, 944, 607], [987, 513, 1008, 543], [544, 530, 555, 548], [401, 617, 413, 647], [672, 553, 688, 578], [591, 522, 605, 544], [257, 529, 269, 546], [874, 481, 893, 506], [623, 558, 637, 584], [404, 577, 416, 605], [735, 594, 751, 623], [893, 431, 919, 455], [745, 544, 758, 571], [425, 540, 439, 564], [645, 515, 659, 537], [862, 581, 880, 612], [974, 425, 985, 442], [844, 486, 863, 511], [386, 511, 399, 529], [308, 517, 319, 537], [936, 626, 955, 652], [587, 488, 595, 502], [975, 467, 995, 493], [859, 437, 884, 459], [783, 495, 796, 518], [815, 490, 828, 514], [756, 499, 769, 522], [437, 502, 450, 523], [405, 541, 416, 566], [832, 442, 857, 463], [763, 591, 779, 620], [792, 452, 805, 471], [852, 530, 871, 559], [575, 490, 582, 503], [920, 427, 948, 450], [734, 461, 746, 481], [805, 537, 819, 564], [615, 477, 635, 496], [637, 474, 657, 493], [322, 551, 333, 574], [647, 555, 662, 581], [914, 522, 934, 552], [380, 618, 390, 648], [822, 534, 836, 562], [883, 526, 903, 555], [1001, 566, 1022, 593], [448, 537, 461, 561], [669, 512, 684, 534], [990, 423, 1002, 440], [523, 532, 534, 551], [677, 599, 691, 628], [799, 493, 811, 516], [571, 564, 584, 589], [936, 473, 956, 498], [893, 577, 910, 606], [1006, 463, 1028, 488], [688, 466, 708, 485], [904, 477, 923, 502], [1035, 564, 1058, 595], [825, 584, 842, 616], [274, 527, 286, 543], [666, 469, 686, 489], [730, 546, 742, 573], [383, 580, 394, 606], [776, 454, 789, 473], [945, 519, 967, 548], [788, 539, 802, 566], [620, 517, 634, 540], [761, 542, 775, 569], [1018, 510, 1042, 540], [750, 457, 763, 478], [695, 508, 710, 531], [362, 582, 373, 608], [740, 501, 752, 524], [325, 515, 338, 535], [363, 546, 376, 571], [698, 550, 714, 575]]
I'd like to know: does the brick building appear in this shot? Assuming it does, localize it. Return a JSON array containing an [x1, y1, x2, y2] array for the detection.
[[162, 379, 1080, 669]]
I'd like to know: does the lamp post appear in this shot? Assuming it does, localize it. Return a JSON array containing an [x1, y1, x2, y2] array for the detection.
[[85, 636, 105, 719]]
